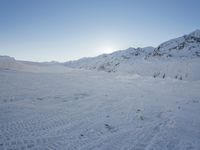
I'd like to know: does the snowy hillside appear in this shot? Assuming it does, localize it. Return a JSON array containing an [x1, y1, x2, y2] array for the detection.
[[0, 56, 72, 73], [152, 29, 200, 57], [64, 47, 155, 72], [0, 56, 23, 70], [64, 30, 200, 81]]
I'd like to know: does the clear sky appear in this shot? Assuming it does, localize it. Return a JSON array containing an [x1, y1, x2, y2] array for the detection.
[[0, 0, 200, 62]]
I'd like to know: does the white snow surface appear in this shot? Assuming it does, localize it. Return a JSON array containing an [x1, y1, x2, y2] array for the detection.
[[0, 69, 200, 150]]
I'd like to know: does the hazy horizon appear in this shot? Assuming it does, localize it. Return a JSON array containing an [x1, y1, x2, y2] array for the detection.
[[0, 0, 200, 62]]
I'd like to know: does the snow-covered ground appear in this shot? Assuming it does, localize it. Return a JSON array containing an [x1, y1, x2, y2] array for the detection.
[[0, 68, 200, 150]]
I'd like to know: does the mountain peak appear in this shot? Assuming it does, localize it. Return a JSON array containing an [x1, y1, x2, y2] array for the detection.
[[188, 29, 200, 38], [151, 29, 200, 57], [0, 55, 15, 61]]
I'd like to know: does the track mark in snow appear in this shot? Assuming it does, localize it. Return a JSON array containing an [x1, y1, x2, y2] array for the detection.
[[104, 124, 118, 133], [0, 136, 67, 150], [132, 123, 162, 150]]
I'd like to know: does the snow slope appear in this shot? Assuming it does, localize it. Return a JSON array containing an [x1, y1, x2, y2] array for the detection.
[[152, 29, 200, 57], [0, 56, 24, 71], [0, 56, 72, 73], [64, 47, 155, 72], [0, 69, 199, 150], [64, 30, 200, 81]]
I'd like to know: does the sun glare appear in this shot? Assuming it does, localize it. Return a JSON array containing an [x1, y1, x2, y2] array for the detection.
[[102, 46, 115, 54]]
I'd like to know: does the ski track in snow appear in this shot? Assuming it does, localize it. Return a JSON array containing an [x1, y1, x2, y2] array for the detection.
[[0, 70, 200, 150]]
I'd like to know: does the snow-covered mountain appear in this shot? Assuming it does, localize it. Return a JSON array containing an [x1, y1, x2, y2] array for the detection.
[[151, 29, 200, 57], [0, 56, 25, 71], [65, 47, 154, 72], [65, 30, 200, 80], [0, 56, 71, 73]]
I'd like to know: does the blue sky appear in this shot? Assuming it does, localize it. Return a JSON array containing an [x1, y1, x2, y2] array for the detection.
[[0, 0, 200, 62]]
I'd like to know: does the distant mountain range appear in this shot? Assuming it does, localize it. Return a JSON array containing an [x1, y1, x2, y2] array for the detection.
[[1, 30, 200, 80], [63, 30, 200, 80], [65, 30, 200, 69]]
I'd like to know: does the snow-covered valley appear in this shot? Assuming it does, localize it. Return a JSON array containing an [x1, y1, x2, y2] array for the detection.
[[0, 69, 200, 150], [0, 30, 200, 150]]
